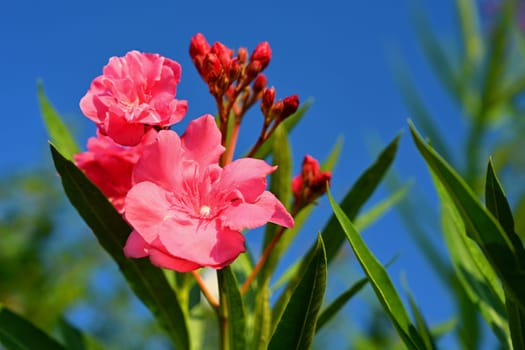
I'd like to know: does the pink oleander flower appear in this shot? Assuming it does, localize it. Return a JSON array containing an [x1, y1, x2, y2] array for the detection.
[[74, 130, 157, 213], [80, 51, 188, 146], [123, 115, 294, 271], [292, 155, 332, 209]]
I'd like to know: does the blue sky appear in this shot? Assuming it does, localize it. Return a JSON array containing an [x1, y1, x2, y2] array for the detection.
[[1, 0, 476, 346]]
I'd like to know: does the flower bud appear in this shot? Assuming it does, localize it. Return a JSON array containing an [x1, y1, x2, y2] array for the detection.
[[292, 155, 332, 209], [262, 87, 275, 115], [253, 74, 267, 94], [202, 53, 222, 84], [237, 47, 248, 64], [190, 33, 211, 61], [211, 42, 233, 70], [250, 42, 272, 70], [280, 95, 299, 120]]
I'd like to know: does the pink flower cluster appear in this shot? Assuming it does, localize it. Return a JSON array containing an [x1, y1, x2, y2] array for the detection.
[[75, 49, 294, 272]]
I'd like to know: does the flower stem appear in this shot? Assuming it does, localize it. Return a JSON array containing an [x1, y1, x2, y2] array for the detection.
[[222, 122, 240, 166], [240, 226, 286, 295], [191, 270, 219, 309]]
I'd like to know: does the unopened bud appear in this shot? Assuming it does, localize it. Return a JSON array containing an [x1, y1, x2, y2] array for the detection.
[[253, 74, 267, 94], [250, 42, 272, 70], [190, 33, 211, 61], [280, 95, 299, 120], [211, 42, 233, 69], [237, 47, 248, 64], [202, 53, 222, 83], [262, 87, 275, 112]]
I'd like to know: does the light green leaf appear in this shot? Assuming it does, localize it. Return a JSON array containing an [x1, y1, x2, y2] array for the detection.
[[217, 266, 246, 350], [269, 236, 327, 350], [327, 188, 424, 350], [251, 281, 271, 350], [410, 121, 525, 312], [321, 136, 344, 171], [0, 304, 65, 350], [50, 145, 190, 350], [38, 82, 80, 159]]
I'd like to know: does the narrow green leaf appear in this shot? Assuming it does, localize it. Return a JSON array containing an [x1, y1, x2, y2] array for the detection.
[[324, 134, 401, 263], [252, 99, 312, 159], [456, 0, 483, 66], [485, 160, 525, 349], [315, 277, 368, 332], [327, 189, 424, 350], [402, 278, 437, 350], [50, 145, 190, 350], [58, 318, 86, 350], [0, 304, 65, 350], [438, 172, 510, 345], [262, 124, 292, 249], [410, 122, 525, 312], [269, 236, 327, 350], [38, 82, 80, 159], [271, 135, 400, 326], [251, 281, 271, 350], [217, 267, 246, 350]]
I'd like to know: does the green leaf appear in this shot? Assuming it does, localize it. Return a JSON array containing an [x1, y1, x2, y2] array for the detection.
[[321, 136, 344, 171], [315, 277, 368, 332], [269, 236, 327, 350], [485, 160, 525, 349], [250, 282, 271, 350], [410, 121, 525, 312], [251, 99, 312, 159], [58, 318, 86, 350], [456, 0, 483, 66], [0, 304, 65, 350], [50, 145, 190, 350], [402, 277, 437, 350], [327, 188, 425, 350], [217, 267, 246, 350], [38, 82, 80, 159], [324, 134, 401, 264]]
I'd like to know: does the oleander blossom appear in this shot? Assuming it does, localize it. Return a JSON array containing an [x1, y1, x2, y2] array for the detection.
[[74, 130, 157, 213], [123, 115, 294, 271], [80, 50, 188, 146]]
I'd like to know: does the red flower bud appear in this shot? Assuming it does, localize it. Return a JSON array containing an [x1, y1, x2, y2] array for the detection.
[[253, 74, 267, 94], [292, 155, 332, 209], [237, 47, 248, 64], [280, 95, 299, 120], [262, 87, 275, 114], [250, 42, 272, 70], [190, 33, 211, 61], [202, 53, 222, 84], [211, 42, 233, 70]]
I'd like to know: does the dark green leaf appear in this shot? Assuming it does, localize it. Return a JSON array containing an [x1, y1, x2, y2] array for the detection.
[[402, 278, 437, 350], [217, 267, 246, 350], [410, 122, 525, 312], [58, 318, 86, 350], [327, 189, 424, 350], [315, 277, 367, 332], [251, 99, 312, 159], [251, 281, 271, 350], [0, 304, 65, 350], [269, 236, 327, 350], [50, 145, 190, 350], [38, 82, 80, 159], [485, 160, 525, 349]]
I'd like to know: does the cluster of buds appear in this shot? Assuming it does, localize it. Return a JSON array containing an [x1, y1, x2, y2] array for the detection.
[[292, 155, 332, 211], [190, 33, 270, 101], [261, 88, 299, 124]]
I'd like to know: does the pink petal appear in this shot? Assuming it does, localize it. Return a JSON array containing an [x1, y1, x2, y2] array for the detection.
[[219, 158, 276, 202], [124, 230, 149, 258], [132, 130, 183, 189], [221, 191, 294, 230], [158, 219, 245, 268], [149, 248, 202, 272], [124, 182, 172, 243], [181, 115, 224, 168], [106, 113, 145, 146]]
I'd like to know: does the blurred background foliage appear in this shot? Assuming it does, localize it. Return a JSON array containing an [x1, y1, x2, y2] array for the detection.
[[2, 0, 525, 349]]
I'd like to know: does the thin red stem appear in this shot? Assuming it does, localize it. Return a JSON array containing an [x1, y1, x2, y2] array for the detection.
[[192, 270, 219, 309]]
